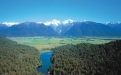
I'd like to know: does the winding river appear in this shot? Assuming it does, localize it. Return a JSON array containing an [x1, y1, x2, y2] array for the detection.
[[36, 52, 53, 75]]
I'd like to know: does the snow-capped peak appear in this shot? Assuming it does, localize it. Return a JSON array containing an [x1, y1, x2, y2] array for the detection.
[[44, 19, 60, 26], [117, 21, 121, 24], [80, 20, 94, 23], [106, 22, 114, 24], [37, 22, 43, 24], [44, 19, 74, 26], [62, 19, 74, 24], [106, 21, 121, 25], [2, 22, 19, 26]]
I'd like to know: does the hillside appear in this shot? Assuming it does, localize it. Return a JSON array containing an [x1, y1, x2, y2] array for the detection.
[[49, 40, 121, 75], [0, 22, 57, 37], [106, 22, 121, 33], [0, 36, 43, 75], [63, 21, 121, 36]]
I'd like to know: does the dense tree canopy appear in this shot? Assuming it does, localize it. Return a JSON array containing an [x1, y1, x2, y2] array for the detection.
[[0, 36, 44, 75], [49, 40, 121, 75]]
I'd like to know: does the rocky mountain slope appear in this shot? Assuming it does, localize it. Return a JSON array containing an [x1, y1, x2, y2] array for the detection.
[[0, 20, 121, 37]]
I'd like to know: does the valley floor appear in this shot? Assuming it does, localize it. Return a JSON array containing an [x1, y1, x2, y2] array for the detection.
[[8, 36, 121, 52]]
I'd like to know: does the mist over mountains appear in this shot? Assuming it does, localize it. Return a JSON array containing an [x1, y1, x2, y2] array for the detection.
[[0, 20, 121, 37]]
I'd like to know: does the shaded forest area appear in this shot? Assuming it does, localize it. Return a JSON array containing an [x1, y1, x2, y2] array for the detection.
[[0, 36, 43, 75], [49, 40, 121, 75]]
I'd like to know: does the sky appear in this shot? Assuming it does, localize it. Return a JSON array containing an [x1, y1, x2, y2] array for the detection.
[[0, 0, 121, 23]]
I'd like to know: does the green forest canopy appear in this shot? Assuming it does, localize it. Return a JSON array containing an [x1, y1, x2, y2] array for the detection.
[[1, 35, 121, 75], [0, 36, 44, 75], [49, 40, 121, 75]]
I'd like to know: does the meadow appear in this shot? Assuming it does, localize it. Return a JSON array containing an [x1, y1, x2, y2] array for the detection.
[[8, 36, 121, 52]]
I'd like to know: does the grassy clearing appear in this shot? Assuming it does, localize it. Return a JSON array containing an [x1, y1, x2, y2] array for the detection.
[[8, 36, 121, 52]]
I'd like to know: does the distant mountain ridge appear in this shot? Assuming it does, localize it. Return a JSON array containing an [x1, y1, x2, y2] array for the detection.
[[64, 21, 121, 36], [0, 20, 121, 37], [0, 22, 57, 37]]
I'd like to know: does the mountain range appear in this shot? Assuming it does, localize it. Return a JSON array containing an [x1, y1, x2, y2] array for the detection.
[[0, 19, 121, 37]]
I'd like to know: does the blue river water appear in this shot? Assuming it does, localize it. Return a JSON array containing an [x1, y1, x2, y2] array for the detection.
[[36, 52, 53, 75]]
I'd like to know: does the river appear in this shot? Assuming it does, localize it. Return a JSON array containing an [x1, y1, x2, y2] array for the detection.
[[36, 52, 53, 75]]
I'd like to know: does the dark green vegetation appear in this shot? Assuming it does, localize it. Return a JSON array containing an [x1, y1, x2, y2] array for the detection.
[[0, 36, 43, 75], [49, 40, 121, 75]]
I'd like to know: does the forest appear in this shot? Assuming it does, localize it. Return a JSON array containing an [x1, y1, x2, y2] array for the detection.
[[49, 40, 121, 75], [0, 36, 44, 75], [1, 35, 121, 75]]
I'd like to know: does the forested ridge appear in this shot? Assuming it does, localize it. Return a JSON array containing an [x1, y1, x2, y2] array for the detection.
[[0, 36, 43, 75], [49, 40, 121, 75]]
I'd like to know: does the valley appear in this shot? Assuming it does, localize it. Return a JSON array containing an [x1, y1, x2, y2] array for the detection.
[[1, 21, 121, 75], [1, 0, 121, 75], [8, 36, 121, 52], [1, 36, 121, 75]]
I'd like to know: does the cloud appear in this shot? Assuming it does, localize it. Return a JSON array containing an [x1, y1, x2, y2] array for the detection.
[[2, 22, 19, 26]]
